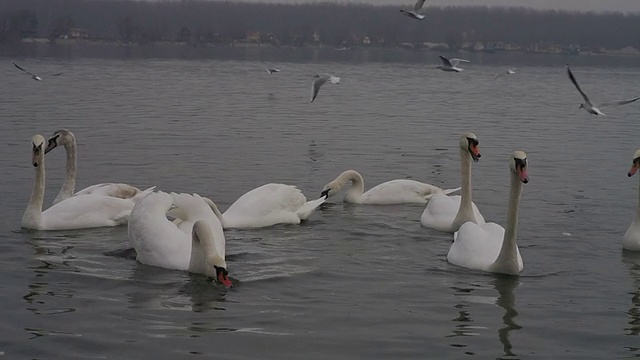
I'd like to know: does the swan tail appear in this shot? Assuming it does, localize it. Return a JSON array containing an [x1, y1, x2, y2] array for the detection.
[[424, 187, 461, 201], [297, 197, 326, 220], [133, 186, 156, 202], [442, 187, 461, 195]]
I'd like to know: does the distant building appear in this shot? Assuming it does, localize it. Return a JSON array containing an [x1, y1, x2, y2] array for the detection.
[[68, 28, 89, 39]]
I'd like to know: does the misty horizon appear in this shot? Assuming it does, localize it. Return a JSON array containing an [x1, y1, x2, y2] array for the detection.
[[154, 0, 640, 13]]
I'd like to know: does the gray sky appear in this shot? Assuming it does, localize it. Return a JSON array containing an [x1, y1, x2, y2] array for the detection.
[[239, 0, 640, 13]]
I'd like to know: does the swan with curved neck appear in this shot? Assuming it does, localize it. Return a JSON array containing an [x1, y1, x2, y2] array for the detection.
[[45, 129, 152, 204], [624, 149, 640, 251], [128, 191, 232, 287], [447, 151, 529, 275], [420, 132, 485, 233], [320, 170, 460, 205], [21, 135, 153, 230]]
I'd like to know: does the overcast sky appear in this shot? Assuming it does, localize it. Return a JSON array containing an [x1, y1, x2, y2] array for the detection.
[[223, 0, 640, 13]]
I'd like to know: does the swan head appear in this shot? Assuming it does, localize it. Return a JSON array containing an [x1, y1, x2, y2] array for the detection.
[[460, 132, 481, 162], [45, 129, 75, 154], [511, 151, 529, 184], [31, 134, 45, 167], [628, 149, 640, 177], [214, 265, 233, 288]]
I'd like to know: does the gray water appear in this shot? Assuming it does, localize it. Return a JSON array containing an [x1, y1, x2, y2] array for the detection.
[[1, 55, 640, 359]]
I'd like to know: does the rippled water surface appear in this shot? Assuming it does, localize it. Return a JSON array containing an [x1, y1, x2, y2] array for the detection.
[[2, 54, 640, 359]]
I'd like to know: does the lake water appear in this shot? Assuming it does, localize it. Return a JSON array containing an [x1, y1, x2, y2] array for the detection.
[[1, 51, 640, 359]]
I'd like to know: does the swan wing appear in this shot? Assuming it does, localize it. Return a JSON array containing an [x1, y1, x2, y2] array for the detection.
[[420, 194, 485, 232], [128, 192, 192, 270], [41, 194, 137, 230], [223, 183, 308, 228], [75, 183, 154, 201], [360, 179, 445, 205], [449, 222, 523, 272]]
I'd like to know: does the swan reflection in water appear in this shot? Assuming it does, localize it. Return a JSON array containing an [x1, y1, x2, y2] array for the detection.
[[447, 275, 521, 358], [622, 251, 640, 358]]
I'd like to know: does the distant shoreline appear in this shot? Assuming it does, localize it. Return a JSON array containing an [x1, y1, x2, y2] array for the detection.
[[3, 38, 640, 65]]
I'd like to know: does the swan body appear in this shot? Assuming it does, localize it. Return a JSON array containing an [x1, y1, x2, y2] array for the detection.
[[321, 169, 460, 205], [45, 129, 152, 205], [128, 191, 232, 287], [21, 135, 154, 231], [624, 149, 640, 251], [421, 132, 485, 233], [207, 183, 326, 229], [448, 151, 529, 275]]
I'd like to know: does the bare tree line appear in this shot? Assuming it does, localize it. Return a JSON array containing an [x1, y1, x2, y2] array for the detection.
[[1, 0, 638, 51]]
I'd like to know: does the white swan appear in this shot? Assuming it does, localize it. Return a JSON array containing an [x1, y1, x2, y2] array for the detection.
[[624, 149, 640, 251], [320, 169, 460, 205], [21, 135, 154, 231], [200, 183, 326, 229], [128, 191, 233, 287], [44, 129, 153, 205], [448, 151, 529, 275], [421, 133, 485, 233]]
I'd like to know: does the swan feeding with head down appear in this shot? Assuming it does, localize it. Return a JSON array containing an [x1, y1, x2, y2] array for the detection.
[[128, 191, 233, 287], [44, 129, 153, 205], [21, 135, 154, 231], [447, 151, 529, 275], [624, 149, 640, 251], [199, 183, 326, 229], [320, 169, 460, 205], [420, 133, 485, 233]]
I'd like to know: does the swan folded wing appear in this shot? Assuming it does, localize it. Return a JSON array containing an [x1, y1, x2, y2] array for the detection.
[[449, 222, 505, 271], [75, 183, 154, 201], [357, 179, 442, 205], [42, 195, 136, 230], [449, 222, 522, 272], [128, 192, 194, 270], [223, 184, 311, 227], [420, 193, 485, 232]]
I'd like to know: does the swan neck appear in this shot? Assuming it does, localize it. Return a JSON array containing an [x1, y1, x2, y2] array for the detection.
[[56, 141, 77, 203], [341, 170, 365, 202], [459, 148, 473, 207], [636, 176, 640, 221], [24, 154, 46, 225], [193, 220, 224, 268], [494, 172, 523, 268], [451, 148, 476, 230]]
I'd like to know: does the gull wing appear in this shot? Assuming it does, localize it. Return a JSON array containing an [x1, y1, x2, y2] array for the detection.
[[310, 75, 328, 103], [600, 96, 640, 108], [439, 56, 452, 67], [493, 73, 504, 80], [413, 0, 426, 11], [449, 58, 470, 67], [50, 72, 63, 76], [566, 65, 592, 106], [13, 62, 37, 77]]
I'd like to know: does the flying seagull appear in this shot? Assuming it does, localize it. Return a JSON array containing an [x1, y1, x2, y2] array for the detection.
[[437, 56, 470, 72], [400, 0, 426, 20], [493, 68, 516, 80], [310, 73, 340, 103], [13, 62, 63, 81], [566, 64, 640, 116], [266, 67, 281, 75]]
